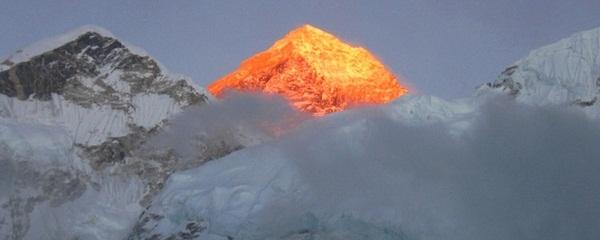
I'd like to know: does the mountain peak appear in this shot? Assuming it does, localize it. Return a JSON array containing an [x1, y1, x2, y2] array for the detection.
[[283, 24, 332, 39], [0, 25, 207, 145], [208, 25, 408, 116], [0, 25, 149, 71], [481, 26, 600, 116]]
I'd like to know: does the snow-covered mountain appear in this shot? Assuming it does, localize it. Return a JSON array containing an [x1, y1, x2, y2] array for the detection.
[[479, 27, 600, 117], [0, 25, 206, 147], [3, 24, 600, 240], [0, 26, 215, 239]]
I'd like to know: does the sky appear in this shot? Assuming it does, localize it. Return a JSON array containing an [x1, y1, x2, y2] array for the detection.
[[2, 0, 600, 98]]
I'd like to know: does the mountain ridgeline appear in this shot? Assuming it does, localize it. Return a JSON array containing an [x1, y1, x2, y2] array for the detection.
[[1, 25, 600, 239]]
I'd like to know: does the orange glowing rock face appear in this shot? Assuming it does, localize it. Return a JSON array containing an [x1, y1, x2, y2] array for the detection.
[[208, 24, 408, 116]]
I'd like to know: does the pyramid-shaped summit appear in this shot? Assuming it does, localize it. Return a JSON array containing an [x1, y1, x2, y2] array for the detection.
[[208, 24, 408, 116]]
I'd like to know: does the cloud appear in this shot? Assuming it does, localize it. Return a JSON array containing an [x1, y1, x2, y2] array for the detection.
[[144, 91, 309, 165], [199, 97, 600, 239]]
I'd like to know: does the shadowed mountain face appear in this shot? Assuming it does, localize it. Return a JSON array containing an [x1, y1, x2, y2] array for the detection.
[[0, 28, 210, 146], [1, 32, 126, 100], [0, 32, 204, 105]]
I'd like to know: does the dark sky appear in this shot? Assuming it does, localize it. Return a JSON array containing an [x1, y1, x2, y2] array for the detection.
[[2, 0, 600, 98]]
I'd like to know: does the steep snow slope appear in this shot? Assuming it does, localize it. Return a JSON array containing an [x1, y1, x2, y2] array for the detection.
[[480, 27, 600, 117]]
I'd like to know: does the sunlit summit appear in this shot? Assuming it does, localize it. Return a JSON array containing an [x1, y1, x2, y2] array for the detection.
[[208, 24, 408, 116]]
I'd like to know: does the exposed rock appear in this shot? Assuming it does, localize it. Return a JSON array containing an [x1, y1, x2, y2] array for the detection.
[[573, 96, 598, 107], [0, 151, 89, 240], [127, 135, 244, 207], [480, 27, 600, 119], [486, 65, 522, 96], [0, 32, 206, 107], [128, 212, 208, 240], [40, 169, 88, 207], [79, 124, 160, 170]]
